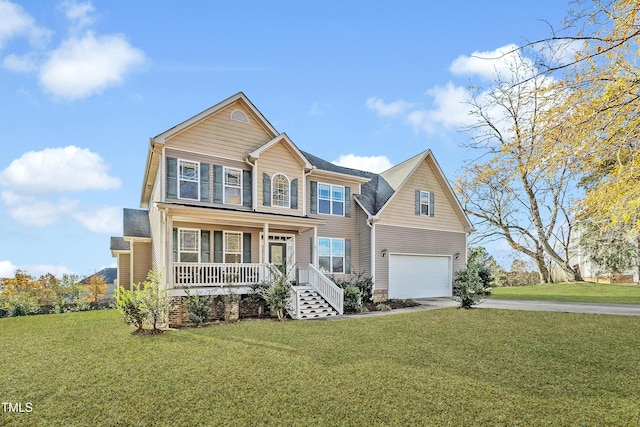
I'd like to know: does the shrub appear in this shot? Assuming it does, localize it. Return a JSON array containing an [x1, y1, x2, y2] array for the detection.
[[404, 298, 421, 307], [376, 303, 391, 311], [343, 285, 362, 314], [140, 269, 171, 332], [7, 295, 40, 316], [256, 265, 292, 321], [183, 289, 212, 327], [453, 262, 491, 309], [331, 271, 373, 303], [115, 284, 146, 332]]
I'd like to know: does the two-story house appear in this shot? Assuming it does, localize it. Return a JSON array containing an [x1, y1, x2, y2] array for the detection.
[[110, 92, 473, 324]]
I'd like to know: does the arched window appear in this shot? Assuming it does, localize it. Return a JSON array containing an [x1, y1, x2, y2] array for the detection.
[[272, 174, 290, 207], [230, 110, 249, 123]]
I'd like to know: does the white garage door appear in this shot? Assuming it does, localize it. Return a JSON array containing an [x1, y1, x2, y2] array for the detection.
[[389, 254, 451, 299]]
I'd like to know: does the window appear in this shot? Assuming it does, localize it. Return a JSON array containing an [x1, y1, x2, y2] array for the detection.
[[419, 191, 430, 216], [318, 237, 345, 273], [224, 167, 242, 205], [230, 110, 249, 123], [224, 232, 242, 263], [272, 174, 290, 207], [179, 229, 200, 262], [318, 183, 344, 215], [179, 160, 199, 200]]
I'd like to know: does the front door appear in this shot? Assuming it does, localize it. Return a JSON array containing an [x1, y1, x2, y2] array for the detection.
[[269, 242, 287, 274]]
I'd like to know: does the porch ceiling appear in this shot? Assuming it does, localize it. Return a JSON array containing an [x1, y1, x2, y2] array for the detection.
[[158, 202, 326, 233]]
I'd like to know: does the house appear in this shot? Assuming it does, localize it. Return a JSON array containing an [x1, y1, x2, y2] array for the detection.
[[110, 92, 473, 324]]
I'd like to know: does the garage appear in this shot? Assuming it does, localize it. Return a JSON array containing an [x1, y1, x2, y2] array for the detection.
[[388, 254, 451, 299]]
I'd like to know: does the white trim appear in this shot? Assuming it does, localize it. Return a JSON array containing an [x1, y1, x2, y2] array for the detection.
[[317, 182, 345, 216], [223, 231, 243, 263], [223, 166, 243, 206], [248, 133, 312, 169], [259, 232, 295, 265], [167, 146, 247, 166], [271, 173, 291, 208], [318, 237, 345, 274], [178, 159, 200, 201], [376, 221, 468, 236], [178, 228, 201, 263], [419, 190, 431, 216]]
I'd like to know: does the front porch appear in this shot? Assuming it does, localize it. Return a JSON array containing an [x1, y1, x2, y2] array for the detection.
[[168, 262, 343, 323]]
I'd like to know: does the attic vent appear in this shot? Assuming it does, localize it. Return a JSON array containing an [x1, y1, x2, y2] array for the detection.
[[230, 110, 249, 123]]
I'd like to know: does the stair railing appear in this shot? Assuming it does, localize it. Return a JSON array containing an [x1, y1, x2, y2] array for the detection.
[[299, 264, 344, 315]]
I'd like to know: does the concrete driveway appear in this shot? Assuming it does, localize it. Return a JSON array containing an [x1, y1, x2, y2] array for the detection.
[[412, 297, 640, 316], [479, 298, 640, 316]]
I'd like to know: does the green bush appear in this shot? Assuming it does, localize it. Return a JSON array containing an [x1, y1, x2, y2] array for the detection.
[[376, 303, 391, 311], [183, 289, 212, 327], [343, 285, 362, 313], [114, 283, 146, 332], [255, 265, 292, 320], [140, 269, 171, 332], [404, 298, 420, 307], [331, 271, 373, 303], [7, 295, 40, 316], [453, 262, 491, 309]]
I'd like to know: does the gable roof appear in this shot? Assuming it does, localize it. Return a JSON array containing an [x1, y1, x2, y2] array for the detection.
[[141, 92, 279, 208], [303, 149, 472, 231], [250, 133, 313, 169], [123, 208, 151, 238]]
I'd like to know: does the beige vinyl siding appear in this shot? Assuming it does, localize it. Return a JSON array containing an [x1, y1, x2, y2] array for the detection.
[[257, 141, 304, 215], [132, 241, 152, 284], [374, 224, 466, 292], [356, 203, 372, 276], [173, 222, 259, 263], [164, 102, 274, 159], [379, 157, 466, 232], [118, 253, 131, 290], [297, 229, 313, 267], [149, 179, 163, 271], [164, 148, 252, 210]]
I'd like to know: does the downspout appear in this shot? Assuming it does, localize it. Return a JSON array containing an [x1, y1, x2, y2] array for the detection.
[[244, 157, 258, 211], [367, 215, 380, 298], [303, 166, 316, 217]]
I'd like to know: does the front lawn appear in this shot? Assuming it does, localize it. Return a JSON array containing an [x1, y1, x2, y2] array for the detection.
[[1, 309, 639, 426], [491, 281, 640, 304]]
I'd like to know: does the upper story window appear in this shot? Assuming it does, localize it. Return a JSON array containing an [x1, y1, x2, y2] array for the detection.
[[230, 110, 249, 123], [224, 167, 242, 205], [318, 183, 344, 216], [179, 160, 199, 200], [272, 174, 290, 208], [179, 228, 200, 262], [416, 190, 434, 217]]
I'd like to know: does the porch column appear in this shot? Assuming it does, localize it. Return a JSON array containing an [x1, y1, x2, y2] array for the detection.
[[167, 214, 174, 288], [263, 222, 269, 264], [313, 226, 318, 268]]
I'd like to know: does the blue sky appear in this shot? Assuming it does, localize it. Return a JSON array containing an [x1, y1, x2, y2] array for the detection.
[[0, 0, 572, 278]]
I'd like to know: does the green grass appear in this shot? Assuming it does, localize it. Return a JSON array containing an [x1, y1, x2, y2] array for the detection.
[[2, 309, 640, 426], [491, 281, 640, 304]]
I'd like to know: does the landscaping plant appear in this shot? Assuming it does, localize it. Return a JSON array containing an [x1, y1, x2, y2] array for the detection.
[[183, 289, 212, 327]]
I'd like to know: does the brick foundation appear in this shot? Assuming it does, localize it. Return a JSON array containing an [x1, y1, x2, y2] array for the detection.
[[169, 295, 263, 327], [373, 289, 388, 303]]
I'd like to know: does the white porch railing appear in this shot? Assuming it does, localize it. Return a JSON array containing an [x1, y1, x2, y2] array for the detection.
[[298, 264, 344, 315], [173, 263, 271, 287]]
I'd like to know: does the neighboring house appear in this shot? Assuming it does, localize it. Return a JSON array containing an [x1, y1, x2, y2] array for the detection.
[[110, 92, 473, 324]]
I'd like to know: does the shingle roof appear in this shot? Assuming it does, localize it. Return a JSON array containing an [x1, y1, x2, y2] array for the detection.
[[110, 236, 130, 251], [301, 150, 395, 216], [123, 208, 151, 238]]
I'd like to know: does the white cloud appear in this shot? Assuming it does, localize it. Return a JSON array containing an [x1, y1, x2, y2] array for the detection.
[[365, 97, 414, 118], [0, 260, 18, 277], [1, 192, 78, 227], [2, 52, 37, 72], [309, 101, 330, 117], [0, 0, 51, 50], [332, 154, 393, 173], [60, 0, 96, 32], [39, 31, 146, 100], [406, 83, 475, 133], [449, 44, 537, 81], [73, 206, 122, 234], [0, 146, 121, 194]]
